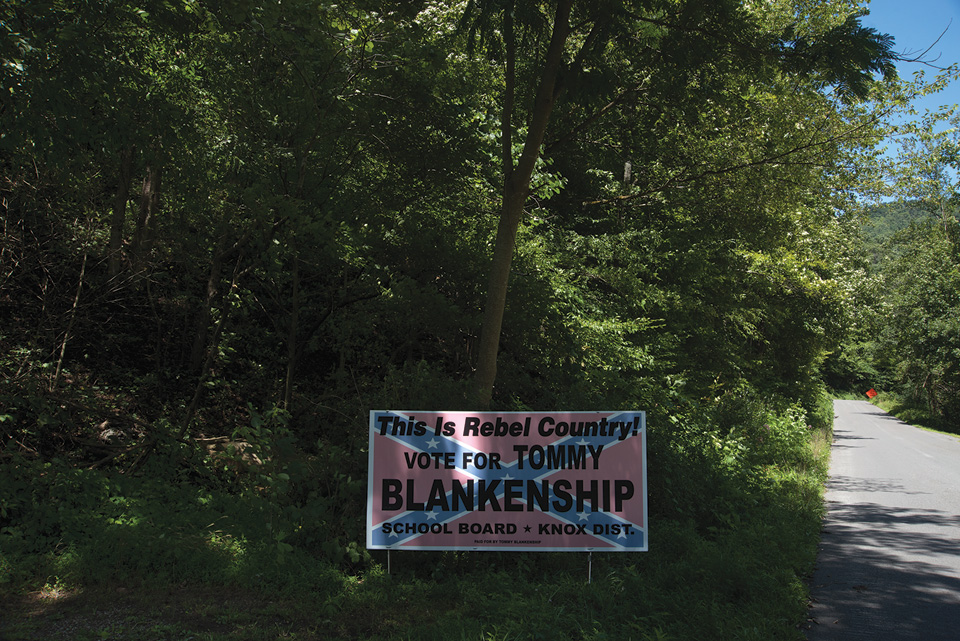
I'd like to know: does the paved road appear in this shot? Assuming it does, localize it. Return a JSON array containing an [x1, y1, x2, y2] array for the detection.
[[806, 400, 960, 640]]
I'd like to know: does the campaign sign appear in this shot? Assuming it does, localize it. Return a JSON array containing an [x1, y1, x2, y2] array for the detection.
[[366, 410, 647, 552]]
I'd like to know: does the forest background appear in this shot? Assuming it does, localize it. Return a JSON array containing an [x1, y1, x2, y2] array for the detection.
[[1, 0, 958, 639]]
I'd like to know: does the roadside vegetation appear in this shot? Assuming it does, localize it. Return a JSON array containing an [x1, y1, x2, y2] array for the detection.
[[829, 201, 960, 434], [1, 0, 957, 639], [2, 396, 831, 640]]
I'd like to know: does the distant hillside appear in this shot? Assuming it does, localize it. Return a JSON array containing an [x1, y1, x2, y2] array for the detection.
[[862, 202, 939, 243]]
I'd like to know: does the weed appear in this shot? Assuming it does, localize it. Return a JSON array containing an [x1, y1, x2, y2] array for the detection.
[[2, 399, 828, 641]]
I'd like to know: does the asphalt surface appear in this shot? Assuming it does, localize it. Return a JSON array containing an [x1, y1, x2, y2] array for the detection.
[[806, 400, 960, 640]]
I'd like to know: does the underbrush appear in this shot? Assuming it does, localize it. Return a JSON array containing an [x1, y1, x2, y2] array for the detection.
[[1, 395, 828, 641], [870, 391, 959, 434]]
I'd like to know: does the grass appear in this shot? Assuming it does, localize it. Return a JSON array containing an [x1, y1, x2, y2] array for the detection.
[[1, 407, 830, 641], [915, 426, 960, 441], [868, 393, 960, 440], [1, 583, 315, 640], [1, 539, 818, 641]]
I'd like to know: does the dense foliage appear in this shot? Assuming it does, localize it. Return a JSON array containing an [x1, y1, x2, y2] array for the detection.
[[826, 104, 960, 430], [832, 201, 960, 429], [0, 0, 952, 638]]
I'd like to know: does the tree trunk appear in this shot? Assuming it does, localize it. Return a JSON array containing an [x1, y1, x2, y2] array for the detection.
[[132, 163, 161, 269], [190, 238, 225, 373], [179, 259, 241, 441], [108, 146, 134, 279], [51, 248, 87, 391], [283, 257, 300, 411], [470, 0, 573, 408]]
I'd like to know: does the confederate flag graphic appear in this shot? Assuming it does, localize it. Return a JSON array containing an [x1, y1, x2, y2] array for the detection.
[[367, 410, 647, 552]]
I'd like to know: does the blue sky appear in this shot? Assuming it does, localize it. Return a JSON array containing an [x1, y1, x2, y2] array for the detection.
[[859, 0, 960, 115]]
